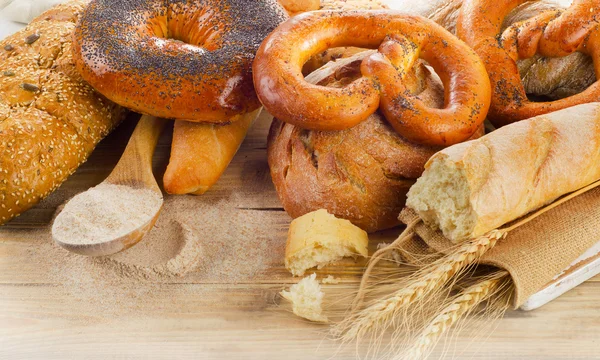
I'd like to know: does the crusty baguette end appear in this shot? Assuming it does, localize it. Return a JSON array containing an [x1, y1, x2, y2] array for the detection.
[[407, 103, 600, 242]]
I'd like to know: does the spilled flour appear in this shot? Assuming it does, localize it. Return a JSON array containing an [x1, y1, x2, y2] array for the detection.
[[6, 191, 289, 318], [96, 221, 203, 278]]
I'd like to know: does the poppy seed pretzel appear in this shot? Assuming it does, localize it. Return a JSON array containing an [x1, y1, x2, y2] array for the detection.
[[253, 11, 491, 147]]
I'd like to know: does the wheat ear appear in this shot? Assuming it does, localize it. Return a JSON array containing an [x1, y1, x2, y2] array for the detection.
[[404, 271, 510, 360], [339, 229, 507, 341], [352, 218, 422, 311]]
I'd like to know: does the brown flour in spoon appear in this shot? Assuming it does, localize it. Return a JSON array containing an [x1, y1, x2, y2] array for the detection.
[[52, 184, 163, 246]]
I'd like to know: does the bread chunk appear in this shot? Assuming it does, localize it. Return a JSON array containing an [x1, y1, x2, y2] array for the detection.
[[285, 209, 368, 276], [280, 273, 327, 322]]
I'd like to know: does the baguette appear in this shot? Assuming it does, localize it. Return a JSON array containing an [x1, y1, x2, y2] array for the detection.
[[0, 0, 125, 224], [407, 103, 600, 242], [163, 109, 260, 195]]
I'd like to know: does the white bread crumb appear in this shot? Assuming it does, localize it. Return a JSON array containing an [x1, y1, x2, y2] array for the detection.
[[321, 275, 340, 284], [280, 273, 328, 322], [406, 157, 476, 242]]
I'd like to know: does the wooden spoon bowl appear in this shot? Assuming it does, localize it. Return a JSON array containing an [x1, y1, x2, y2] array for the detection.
[[52, 115, 167, 256]]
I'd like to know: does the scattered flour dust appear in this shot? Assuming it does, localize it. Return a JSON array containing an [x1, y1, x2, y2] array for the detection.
[[13, 192, 288, 317]]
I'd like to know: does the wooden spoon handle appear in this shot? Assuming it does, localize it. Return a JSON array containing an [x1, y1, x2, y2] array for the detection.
[[106, 114, 168, 190]]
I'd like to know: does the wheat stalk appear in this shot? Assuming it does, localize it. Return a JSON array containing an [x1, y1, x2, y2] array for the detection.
[[340, 229, 507, 342], [404, 271, 510, 360]]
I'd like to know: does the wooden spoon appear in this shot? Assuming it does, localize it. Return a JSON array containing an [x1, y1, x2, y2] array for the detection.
[[52, 114, 167, 256]]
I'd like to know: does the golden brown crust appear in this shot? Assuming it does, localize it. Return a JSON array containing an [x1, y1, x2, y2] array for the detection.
[[267, 52, 484, 232], [72, 0, 287, 123], [409, 103, 600, 240], [0, 0, 126, 225], [163, 110, 259, 195], [320, 0, 388, 10], [279, 0, 389, 75], [279, 0, 320, 16]]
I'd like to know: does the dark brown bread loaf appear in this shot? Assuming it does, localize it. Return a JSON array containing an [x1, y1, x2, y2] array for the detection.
[[0, 0, 126, 224], [267, 52, 484, 232]]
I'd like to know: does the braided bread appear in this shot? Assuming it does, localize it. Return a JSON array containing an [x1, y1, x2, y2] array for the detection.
[[458, 0, 600, 126]]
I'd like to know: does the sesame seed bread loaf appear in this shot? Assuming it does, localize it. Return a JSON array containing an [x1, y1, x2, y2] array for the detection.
[[0, 0, 126, 224], [407, 103, 600, 242]]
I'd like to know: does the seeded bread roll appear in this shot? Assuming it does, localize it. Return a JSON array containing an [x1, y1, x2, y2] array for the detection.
[[0, 0, 126, 224], [407, 103, 600, 242]]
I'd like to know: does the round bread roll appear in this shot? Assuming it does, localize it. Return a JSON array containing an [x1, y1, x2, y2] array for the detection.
[[279, 0, 320, 16], [267, 52, 484, 232]]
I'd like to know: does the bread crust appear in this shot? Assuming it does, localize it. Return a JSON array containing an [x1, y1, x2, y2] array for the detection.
[[163, 110, 260, 195], [457, 0, 600, 127], [0, 0, 126, 225], [267, 52, 484, 232], [297, 0, 389, 75], [254, 11, 491, 147]]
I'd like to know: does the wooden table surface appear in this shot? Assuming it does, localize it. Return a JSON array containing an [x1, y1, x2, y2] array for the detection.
[[1, 111, 599, 360]]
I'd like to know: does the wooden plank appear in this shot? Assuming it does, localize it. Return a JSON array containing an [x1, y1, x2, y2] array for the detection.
[[0, 281, 599, 359]]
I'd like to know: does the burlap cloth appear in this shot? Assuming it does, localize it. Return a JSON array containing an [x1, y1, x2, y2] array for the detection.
[[398, 187, 600, 308]]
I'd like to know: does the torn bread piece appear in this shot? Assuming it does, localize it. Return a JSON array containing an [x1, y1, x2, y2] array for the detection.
[[280, 273, 327, 322], [285, 209, 369, 276]]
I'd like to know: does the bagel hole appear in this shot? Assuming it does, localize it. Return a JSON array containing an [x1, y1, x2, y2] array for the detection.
[[148, 8, 221, 51]]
